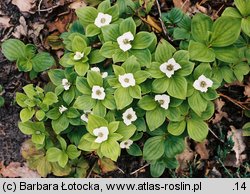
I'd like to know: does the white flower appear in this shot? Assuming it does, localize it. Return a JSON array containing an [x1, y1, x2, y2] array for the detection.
[[80, 110, 92, 123], [193, 75, 213, 93], [91, 85, 106, 100], [93, 126, 109, 143], [59, 105, 67, 114], [62, 78, 71, 90], [159, 58, 181, 78], [91, 67, 108, 78], [122, 107, 137, 126], [120, 139, 133, 149], [94, 12, 112, 28], [155, 94, 170, 110], [117, 32, 134, 52], [118, 73, 136, 88], [74, 51, 84, 61]]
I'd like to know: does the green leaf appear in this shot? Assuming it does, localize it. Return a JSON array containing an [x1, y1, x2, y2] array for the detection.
[[65, 107, 80, 118], [89, 49, 105, 64], [16, 93, 28, 108], [102, 24, 120, 42], [87, 114, 108, 134], [32, 52, 55, 72], [73, 95, 96, 110], [20, 108, 35, 122], [52, 115, 69, 134], [221, 66, 235, 83], [234, 0, 250, 16], [66, 145, 81, 159], [146, 107, 166, 131], [102, 94, 116, 110], [211, 17, 241, 47], [36, 157, 52, 177], [143, 136, 165, 161], [46, 147, 61, 162], [1, 39, 26, 61], [152, 78, 169, 93], [129, 85, 141, 99], [76, 76, 91, 95], [75, 62, 89, 76], [127, 143, 142, 156], [188, 91, 208, 116], [16, 59, 32, 72], [164, 157, 178, 169], [173, 50, 194, 76], [113, 65, 126, 76], [18, 121, 34, 135], [114, 87, 133, 110], [242, 16, 250, 37], [167, 120, 186, 136], [234, 62, 250, 81], [48, 69, 65, 86], [150, 161, 165, 178], [87, 71, 103, 87], [213, 46, 239, 63], [116, 122, 136, 141], [93, 101, 106, 117], [164, 136, 185, 158], [35, 110, 45, 121], [167, 76, 187, 99], [76, 7, 98, 27], [134, 71, 150, 84], [100, 42, 119, 58], [32, 134, 45, 145], [43, 92, 58, 106], [138, 95, 157, 111], [222, 7, 242, 18], [189, 40, 215, 62], [191, 13, 213, 43], [155, 39, 176, 63], [97, 0, 111, 12], [187, 119, 208, 142], [113, 49, 129, 63], [86, 24, 101, 37], [63, 87, 75, 105], [131, 49, 152, 67], [243, 122, 250, 136], [58, 152, 69, 168], [132, 32, 154, 49], [46, 107, 61, 120], [100, 139, 121, 161], [119, 17, 136, 35], [122, 55, 140, 73]]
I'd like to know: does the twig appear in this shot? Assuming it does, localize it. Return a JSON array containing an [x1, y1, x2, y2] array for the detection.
[[218, 158, 233, 178], [87, 161, 97, 178], [219, 92, 249, 110], [38, 0, 43, 15], [130, 163, 149, 175], [155, 0, 172, 42], [117, 167, 125, 174], [37, 3, 60, 13], [208, 128, 224, 143]]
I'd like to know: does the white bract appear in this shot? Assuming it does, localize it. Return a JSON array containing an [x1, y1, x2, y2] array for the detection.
[[118, 73, 136, 88], [80, 110, 92, 123], [91, 67, 108, 78], [91, 85, 106, 100], [61, 78, 71, 90], [117, 32, 134, 52], [94, 12, 112, 28], [193, 75, 213, 93], [74, 51, 84, 61], [159, 58, 181, 78], [122, 107, 137, 126], [155, 94, 170, 110], [59, 105, 67, 114], [93, 126, 109, 143], [120, 139, 133, 149]]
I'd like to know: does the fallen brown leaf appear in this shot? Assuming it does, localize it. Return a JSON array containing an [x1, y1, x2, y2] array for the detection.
[[98, 158, 117, 173], [195, 139, 209, 160], [12, 16, 27, 38], [195, 3, 208, 14], [0, 162, 40, 178], [12, 0, 36, 13], [0, 16, 12, 29], [227, 126, 247, 167], [173, 0, 191, 13], [176, 138, 195, 173], [212, 98, 229, 124], [69, 0, 87, 10]]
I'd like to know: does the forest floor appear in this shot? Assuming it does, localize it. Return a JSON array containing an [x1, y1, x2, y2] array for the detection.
[[0, 0, 249, 178]]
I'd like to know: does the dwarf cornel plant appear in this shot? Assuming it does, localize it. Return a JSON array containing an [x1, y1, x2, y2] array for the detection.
[[1, 0, 250, 177]]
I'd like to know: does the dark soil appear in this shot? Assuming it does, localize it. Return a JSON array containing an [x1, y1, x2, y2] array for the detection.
[[0, 0, 249, 177]]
